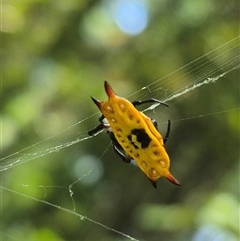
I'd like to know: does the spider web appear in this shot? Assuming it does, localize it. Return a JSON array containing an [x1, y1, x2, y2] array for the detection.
[[1, 36, 239, 172], [1, 36, 240, 241]]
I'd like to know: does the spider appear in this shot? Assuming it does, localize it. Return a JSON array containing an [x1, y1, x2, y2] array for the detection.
[[88, 81, 180, 188]]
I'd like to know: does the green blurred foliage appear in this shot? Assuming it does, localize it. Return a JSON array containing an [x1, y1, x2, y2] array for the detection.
[[1, 0, 239, 241]]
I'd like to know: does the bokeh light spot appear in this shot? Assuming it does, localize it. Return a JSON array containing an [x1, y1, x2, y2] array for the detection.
[[73, 155, 103, 186], [110, 0, 148, 35]]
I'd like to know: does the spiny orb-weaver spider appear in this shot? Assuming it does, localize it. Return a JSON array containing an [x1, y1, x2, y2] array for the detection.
[[88, 81, 180, 188]]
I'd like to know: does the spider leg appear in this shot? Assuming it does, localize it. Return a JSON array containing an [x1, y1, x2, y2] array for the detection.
[[112, 144, 132, 163], [98, 115, 105, 122], [151, 118, 170, 144], [88, 123, 104, 136], [132, 98, 169, 108], [88, 115, 107, 136], [108, 131, 132, 163], [163, 120, 171, 144]]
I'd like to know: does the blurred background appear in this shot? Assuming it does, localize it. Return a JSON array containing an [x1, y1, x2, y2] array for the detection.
[[1, 0, 239, 241]]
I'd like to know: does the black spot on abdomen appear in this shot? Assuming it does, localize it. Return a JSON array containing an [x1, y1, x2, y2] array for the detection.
[[127, 128, 151, 149]]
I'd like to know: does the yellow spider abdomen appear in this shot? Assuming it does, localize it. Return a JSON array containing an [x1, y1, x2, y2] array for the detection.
[[90, 81, 180, 188]]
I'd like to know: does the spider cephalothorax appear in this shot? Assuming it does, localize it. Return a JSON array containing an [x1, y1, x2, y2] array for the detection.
[[88, 81, 180, 188]]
